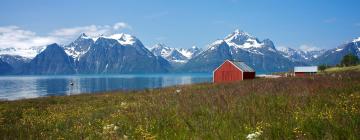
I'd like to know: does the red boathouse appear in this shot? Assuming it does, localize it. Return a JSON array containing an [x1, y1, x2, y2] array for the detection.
[[294, 66, 318, 77], [213, 60, 255, 83]]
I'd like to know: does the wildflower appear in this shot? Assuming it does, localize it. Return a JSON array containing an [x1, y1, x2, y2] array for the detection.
[[120, 102, 128, 109], [246, 131, 262, 140], [114, 126, 119, 131], [176, 89, 181, 93], [123, 135, 128, 139], [103, 124, 119, 134]]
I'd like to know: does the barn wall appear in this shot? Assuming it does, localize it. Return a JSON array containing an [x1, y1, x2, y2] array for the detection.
[[295, 72, 316, 77], [213, 61, 242, 83]]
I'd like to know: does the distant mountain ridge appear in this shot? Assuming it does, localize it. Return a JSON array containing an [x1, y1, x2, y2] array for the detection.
[[180, 30, 303, 73], [311, 37, 360, 66], [77, 34, 170, 74], [0, 30, 359, 75], [5, 33, 172, 75], [0, 55, 30, 73], [277, 47, 326, 63], [150, 44, 202, 64]]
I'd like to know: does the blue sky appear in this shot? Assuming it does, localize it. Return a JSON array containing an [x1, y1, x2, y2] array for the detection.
[[0, 0, 359, 50]]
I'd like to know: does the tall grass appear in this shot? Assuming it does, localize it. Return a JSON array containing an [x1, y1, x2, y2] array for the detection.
[[0, 71, 359, 139], [324, 65, 360, 73]]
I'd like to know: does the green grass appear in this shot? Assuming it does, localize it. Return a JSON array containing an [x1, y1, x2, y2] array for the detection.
[[0, 71, 360, 139], [324, 65, 360, 73]]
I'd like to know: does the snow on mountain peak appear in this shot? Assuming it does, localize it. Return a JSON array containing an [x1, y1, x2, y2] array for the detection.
[[109, 33, 124, 39], [150, 43, 172, 57], [233, 29, 251, 36], [150, 43, 203, 63], [107, 33, 137, 45], [223, 29, 267, 50], [211, 40, 226, 46], [278, 46, 326, 62], [80, 33, 87, 37], [225, 29, 252, 41], [78, 33, 97, 41], [353, 37, 360, 43], [85, 33, 137, 46]]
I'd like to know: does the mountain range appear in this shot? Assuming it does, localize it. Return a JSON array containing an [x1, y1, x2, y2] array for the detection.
[[0, 30, 359, 75], [311, 38, 360, 66], [150, 44, 202, 66], [181, 30, 306, 73], [277, 47, 326, 63]]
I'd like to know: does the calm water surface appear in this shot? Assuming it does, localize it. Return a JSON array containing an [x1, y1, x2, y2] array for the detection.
[[0, 73, 212, 100]]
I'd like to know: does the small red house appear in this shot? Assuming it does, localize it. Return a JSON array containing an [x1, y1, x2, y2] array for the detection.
[[213, 60, 255, 83]]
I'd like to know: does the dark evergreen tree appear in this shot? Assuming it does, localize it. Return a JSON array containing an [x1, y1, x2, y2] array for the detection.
[[340, 54, 359, 67]]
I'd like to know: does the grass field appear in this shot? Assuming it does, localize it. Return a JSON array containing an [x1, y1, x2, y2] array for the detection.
[[0, 68, 360, 139], [324, 65, 360, 73]]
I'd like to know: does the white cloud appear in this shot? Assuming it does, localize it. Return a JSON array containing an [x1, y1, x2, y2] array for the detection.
[[52, 25, 112, 39], [0, 26, 58, 49], [52, 22, 131, 39], [113, 22, 131, 30], [0, 22, 131, 49]]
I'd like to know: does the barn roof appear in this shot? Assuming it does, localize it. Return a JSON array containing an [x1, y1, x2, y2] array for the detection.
[[229, 60, 255, 72], [294, 66, 318, 72]]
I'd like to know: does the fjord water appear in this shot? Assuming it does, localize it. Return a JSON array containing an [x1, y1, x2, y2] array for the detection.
[[0, 73, 212, 101]]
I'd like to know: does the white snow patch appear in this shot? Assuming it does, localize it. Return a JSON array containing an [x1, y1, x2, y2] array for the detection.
[[353, 37, 360, 43], [102, 33, 137, 46], [335, 48, 343, 52], [171, 60, 187, 63], [161, 49, 172, 57], [211, 40, 225, 46], [79, 33, 98, 42], [208, 40, 225, 51], [177, 49, 193, 58], [227, 38, 263, 49]]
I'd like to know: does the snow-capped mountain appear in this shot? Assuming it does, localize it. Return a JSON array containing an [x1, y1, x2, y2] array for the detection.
[[22, 43, 76, 75], [278, 47, 326, 62], [311, 37, 360, 66], [150, 44, 203, 64], [224, 29, 277, 54], [177, 46, 202, 59], [150, 44, 188, 63], [63, 33, 95, 60], [4, 33, 171, 75], [0, 29, 358, 75], [150, 44, 174, 58], [181, 29, 302, 73], [77, 34, 171, 74], [0, 55, 30, 71]]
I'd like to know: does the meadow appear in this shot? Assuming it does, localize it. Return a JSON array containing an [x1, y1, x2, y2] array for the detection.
[[0, 67, 359, 139]]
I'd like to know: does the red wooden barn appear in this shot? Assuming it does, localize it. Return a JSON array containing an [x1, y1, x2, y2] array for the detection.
[[213, 60, 255, 83]]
